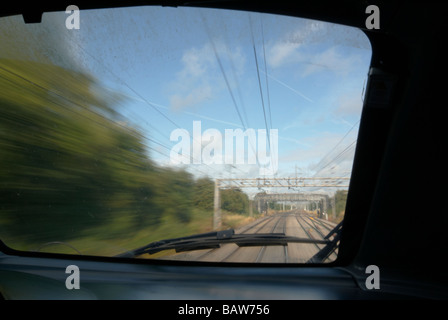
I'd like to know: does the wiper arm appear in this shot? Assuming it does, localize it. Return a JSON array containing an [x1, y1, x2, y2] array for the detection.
[[119, 229, 330, 257], [307, 221, 343, 263]]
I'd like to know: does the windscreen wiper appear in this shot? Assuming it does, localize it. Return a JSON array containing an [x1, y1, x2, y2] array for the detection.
[[307, 221, 342, 263], [118, 229, 330, 258]]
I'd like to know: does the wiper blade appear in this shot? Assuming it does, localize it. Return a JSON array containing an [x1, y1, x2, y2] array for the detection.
[[119, 229, 330, 257]]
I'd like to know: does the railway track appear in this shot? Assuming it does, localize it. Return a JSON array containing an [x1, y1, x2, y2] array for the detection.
[[159, 211, 340, 263]]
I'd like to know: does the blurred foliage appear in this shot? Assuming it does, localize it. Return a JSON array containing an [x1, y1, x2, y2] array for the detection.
[[0, 58, 250, 253], [333, 189, 348, 220], [221, 188, 250, 215], [192, 178, 214, 211], [0, 58, 156, 243]]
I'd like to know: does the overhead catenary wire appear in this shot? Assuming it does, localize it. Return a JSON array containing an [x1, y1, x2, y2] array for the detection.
[[26, 13, 278, 180], [260, 17, 273, 130], [201, 13, 276, 175], [67, 40, 223, 171], [249, 13, 271, 154], [76, 13, 275, 179], [312, 119, 360, 175], [72, 41, 180, 130], [314, 140, 357, 176], [70, 39, 236, 176], [219, 11, 251, 129], [200, 13, 248, 131]]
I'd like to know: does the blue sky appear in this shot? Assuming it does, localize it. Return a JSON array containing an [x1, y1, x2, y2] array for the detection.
[[48, 6, 372, 184]]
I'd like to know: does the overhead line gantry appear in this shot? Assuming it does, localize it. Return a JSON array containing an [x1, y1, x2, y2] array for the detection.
[[213, 177, 350, 229]]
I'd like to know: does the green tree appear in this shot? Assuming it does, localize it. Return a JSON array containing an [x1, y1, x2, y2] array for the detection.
[[334, 190, 348, 219], [152, 168, 194, 224], [193, 177, 214, 211], [325, 190, 348, 221], [221, 188, 249, 215]]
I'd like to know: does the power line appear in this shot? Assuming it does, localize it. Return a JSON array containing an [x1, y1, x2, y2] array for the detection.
[[314, 140, 357, 176], [219, 12, 250, 129], [70, 40, 231, 175], [200, 13, 276, 176], [313, 119, 360, 174], [201, 13, 248, 130], [260, 17, 272, 130], [72, 41, 181, 129], [249, 14, 271, 152]]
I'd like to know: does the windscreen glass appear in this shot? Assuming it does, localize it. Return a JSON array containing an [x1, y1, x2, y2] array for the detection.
[[0, 6, 371, 263]]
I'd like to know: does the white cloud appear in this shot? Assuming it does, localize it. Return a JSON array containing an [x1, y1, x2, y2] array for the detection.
[[168, 41, 246, 111], [179, 46, 214, 79], [268, 42, 301, 68], [266, 19, 364, 79], [266, 20, 325, 69]]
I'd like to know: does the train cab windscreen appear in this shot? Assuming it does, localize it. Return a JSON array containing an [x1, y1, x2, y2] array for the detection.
[[0, 5, 371, 263]]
